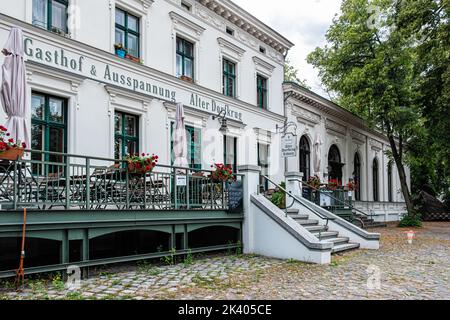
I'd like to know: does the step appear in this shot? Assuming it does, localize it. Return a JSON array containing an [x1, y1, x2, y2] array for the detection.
[[287, 208, 299, 214], [297, 219, 319, 226], [365, 222, 387, 228], [322, 237, 350, 245], [314, 231, 339, 240], [331, 242, 360, 254], [305, 225, 328, 232], [290, 214, 309, 220]]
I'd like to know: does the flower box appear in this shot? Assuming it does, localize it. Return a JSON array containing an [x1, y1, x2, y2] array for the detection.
[[126, 54, 141, 63], [0, 147, 24, 161], [180, 75, 194, 83], [125, 153, 158, 174]]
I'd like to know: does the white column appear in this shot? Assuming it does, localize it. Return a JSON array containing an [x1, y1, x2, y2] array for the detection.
[[238, 165, 261, 254], [285, 172, 303, 198]]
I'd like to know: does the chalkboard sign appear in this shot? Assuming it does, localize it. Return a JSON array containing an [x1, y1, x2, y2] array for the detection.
[[302, 187, 312, 201], [227, 181, 244, 213]]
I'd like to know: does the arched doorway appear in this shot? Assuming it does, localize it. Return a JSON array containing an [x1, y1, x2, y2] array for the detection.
[[353, 153, 361, 201], [373, 158, 379, 201], [328, 145, 343, 184], [299, 136, 310, 181]]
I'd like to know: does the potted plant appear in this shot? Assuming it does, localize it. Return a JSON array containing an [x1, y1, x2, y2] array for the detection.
[[271, 181, 286, 209], [307, 175, 321, 190], [125, 153, 158, 174], [346, 180, 356, 191], [180, 75, 194, 83], [0, 126, 26, 161], [210, 163, 236, 183], [125, 54, 141, 64], [114, 43, 127, 59], [327, 179, 339, 191]]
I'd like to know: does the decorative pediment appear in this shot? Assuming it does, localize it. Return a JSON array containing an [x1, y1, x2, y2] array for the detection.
[[169, 11, 206, 37], [252, 56, 275, 75], [217, 37, 246, 60], [254, 128, 272, 144], [325, 119, 347, 136]]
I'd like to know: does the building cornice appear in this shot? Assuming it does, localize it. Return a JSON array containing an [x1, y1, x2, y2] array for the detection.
[[197, 0, 294, 55]]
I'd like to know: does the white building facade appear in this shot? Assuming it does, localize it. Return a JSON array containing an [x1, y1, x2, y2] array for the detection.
[[284, 83, 410, 222], [0, 0, 408, 222], [0, 0, 295, 185]]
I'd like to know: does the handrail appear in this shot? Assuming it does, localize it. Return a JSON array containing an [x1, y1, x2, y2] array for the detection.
[[0, 149, 241, 211], [20, 149, 244, 177], [260, 175, 335, 224], [298, 179, 373, 220]]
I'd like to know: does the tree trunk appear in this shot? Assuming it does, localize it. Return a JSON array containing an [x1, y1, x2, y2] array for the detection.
[[388, 134, 415, 217]]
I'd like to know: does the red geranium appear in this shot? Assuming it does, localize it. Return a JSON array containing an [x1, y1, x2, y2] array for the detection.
[[0, 126, 26, 153]]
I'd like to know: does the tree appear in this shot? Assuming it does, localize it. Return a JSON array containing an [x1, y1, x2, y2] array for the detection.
[[399, 0, 450, 199], [307, 0, 429, 218], [284, 58, 310, 89]]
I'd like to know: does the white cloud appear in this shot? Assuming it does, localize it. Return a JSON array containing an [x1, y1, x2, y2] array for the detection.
[[232, 0, 343, 97]]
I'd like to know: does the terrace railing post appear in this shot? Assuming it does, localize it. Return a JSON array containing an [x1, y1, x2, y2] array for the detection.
[[65, 154, 70, 209], [86, 158, 91, 210], [173, 168, 178, 210], [13, 160, 18, 210], [186, 169, 190, 210], [126, 169, 130, 210]]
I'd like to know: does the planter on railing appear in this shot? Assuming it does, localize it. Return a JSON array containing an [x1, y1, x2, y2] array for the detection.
[[0, 147, 24, 161]]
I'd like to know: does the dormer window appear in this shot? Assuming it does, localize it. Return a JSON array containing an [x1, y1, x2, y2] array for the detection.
[[181, 1, 192, 11], [226, 27, 234, 36]]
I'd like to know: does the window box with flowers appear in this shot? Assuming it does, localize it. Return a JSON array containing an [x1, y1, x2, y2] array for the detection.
[[0, 126, 26, 161], [114, 43, 127, 59], [125, 54, 143, 64], [126, 153, 159, 174], [210, 163, 236, 183]]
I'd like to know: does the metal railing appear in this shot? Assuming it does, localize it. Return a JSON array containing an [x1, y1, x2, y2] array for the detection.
[[0, 150, 243, 211], [259, 175, 335, 238], [298, 180, 374, 226]]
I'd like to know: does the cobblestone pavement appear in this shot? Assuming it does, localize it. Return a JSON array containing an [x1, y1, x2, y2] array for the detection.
[[1, 222, 449, 300]]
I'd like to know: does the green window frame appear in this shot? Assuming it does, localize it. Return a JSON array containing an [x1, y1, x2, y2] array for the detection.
[[223, 59, 236, 98], [176, 37, 195, 79], [257, 75, 268, 109], [32, 0, 68, 33], [114, 112, 139, 160], [171, 123, 202, 170], [31, 92, 68, 174], [223, 135, 237, 173], [115, 8, 140, 58]]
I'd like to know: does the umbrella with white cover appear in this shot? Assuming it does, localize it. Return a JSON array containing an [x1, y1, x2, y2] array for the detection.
[[173, 102, 189, 168], [0, 27, 29, 148], [313, 132, 323, 177]]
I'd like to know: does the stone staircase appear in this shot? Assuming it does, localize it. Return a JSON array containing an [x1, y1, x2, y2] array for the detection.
[[287, 208, 360, 254]]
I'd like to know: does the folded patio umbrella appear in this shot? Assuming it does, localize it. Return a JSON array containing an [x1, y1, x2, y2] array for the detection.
[[0, 27, 29, 148], [173, 102, 189, 168]]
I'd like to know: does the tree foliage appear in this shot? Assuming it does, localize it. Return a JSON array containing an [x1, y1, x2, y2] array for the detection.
[[284, 58, 310, 89], [307, 0, 449, 217]]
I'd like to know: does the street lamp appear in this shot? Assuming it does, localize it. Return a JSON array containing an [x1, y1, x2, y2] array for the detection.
[[212, 109, 228, 134]]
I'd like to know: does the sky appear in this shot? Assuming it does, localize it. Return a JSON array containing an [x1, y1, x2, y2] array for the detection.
[[232, 0, 343, 97]]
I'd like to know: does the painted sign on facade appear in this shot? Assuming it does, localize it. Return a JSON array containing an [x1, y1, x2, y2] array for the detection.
[[23, 37, 243, 121]]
